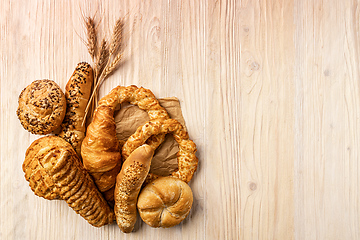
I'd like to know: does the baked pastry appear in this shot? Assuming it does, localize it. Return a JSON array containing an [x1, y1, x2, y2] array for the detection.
[[17, 79, 66, 135], [59, 62, 94, 157], [81, 85, 170, 201], [122, 118, 198, 183], [137, 176, 193, 228], [81, 105, 121, 200], [114, 144, 154, 233], [23, 136, 115, 227]]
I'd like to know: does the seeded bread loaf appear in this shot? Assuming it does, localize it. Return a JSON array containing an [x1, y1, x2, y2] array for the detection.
[[59, 62, 94, 156], [17, 79, 66, 135], [114, 144, 154, 233]]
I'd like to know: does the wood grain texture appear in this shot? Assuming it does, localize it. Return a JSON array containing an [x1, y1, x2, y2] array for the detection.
[[0, 0, 359, 239], [294, 0, 360, 239]]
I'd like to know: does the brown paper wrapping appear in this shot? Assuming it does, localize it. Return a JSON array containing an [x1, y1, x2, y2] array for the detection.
[[114, 97, 186, 176]]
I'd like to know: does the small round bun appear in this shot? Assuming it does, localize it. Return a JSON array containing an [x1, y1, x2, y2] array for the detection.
[[17, 79, 66, 135], [137, 176, 193, 228]]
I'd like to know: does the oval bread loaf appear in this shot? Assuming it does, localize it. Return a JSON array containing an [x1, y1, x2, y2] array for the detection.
[[137, 176, 193, 228], [114, 144, 154, 233], [59, 62, 94, 156]]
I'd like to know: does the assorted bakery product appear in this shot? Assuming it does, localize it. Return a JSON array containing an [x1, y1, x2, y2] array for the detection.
[[81, 85, 170, 202], [19, 81, 197, 231], [23, 136, 115, 227], [114, 144, 154, 233], [17, 79, 66, 135], [58, 62, 94, 157], [137, 176, 193, 228]]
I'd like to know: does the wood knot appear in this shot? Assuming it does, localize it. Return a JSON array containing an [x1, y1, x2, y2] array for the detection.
[[248, 182, 257, 191], [250, 62, 260, 71]]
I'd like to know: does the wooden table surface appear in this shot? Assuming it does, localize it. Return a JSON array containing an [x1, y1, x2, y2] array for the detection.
[[1, 0, 360, 239]]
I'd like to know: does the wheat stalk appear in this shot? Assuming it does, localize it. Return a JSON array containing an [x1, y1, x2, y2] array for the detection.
[[85, 17, 97, 61], [84, 51, 123, 117], [95, 39, 109, 78], [101, 53, 123, 81], [89, 39, 109, 115], [82, 17, 125, 126], [109, 18, 124, 56]]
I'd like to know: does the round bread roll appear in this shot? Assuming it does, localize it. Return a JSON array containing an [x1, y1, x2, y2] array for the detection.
[[17, 79, 66, 135], [137, 176, 193, 228]]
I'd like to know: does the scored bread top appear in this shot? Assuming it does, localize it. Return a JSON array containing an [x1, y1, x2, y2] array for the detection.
[[23, 136, 115, 227], [137, 176, 193, 228]]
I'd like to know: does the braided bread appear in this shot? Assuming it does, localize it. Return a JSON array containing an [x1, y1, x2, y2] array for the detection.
[[23, 136, 115, 227]]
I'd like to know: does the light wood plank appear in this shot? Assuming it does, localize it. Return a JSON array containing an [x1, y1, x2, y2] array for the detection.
[[294, 0, 360, 239], [237, 0, 295, 239], [204, 0, 295, 239]]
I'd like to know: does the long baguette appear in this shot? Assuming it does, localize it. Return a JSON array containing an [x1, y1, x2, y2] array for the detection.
[[114, 144, 154, 233], [59, 62, 94, 157]]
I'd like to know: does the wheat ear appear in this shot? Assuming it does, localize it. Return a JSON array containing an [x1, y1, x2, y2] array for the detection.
[[109, 18, 124, 56], [85, 17, 97, 62], [83, 17, 125, 125]]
